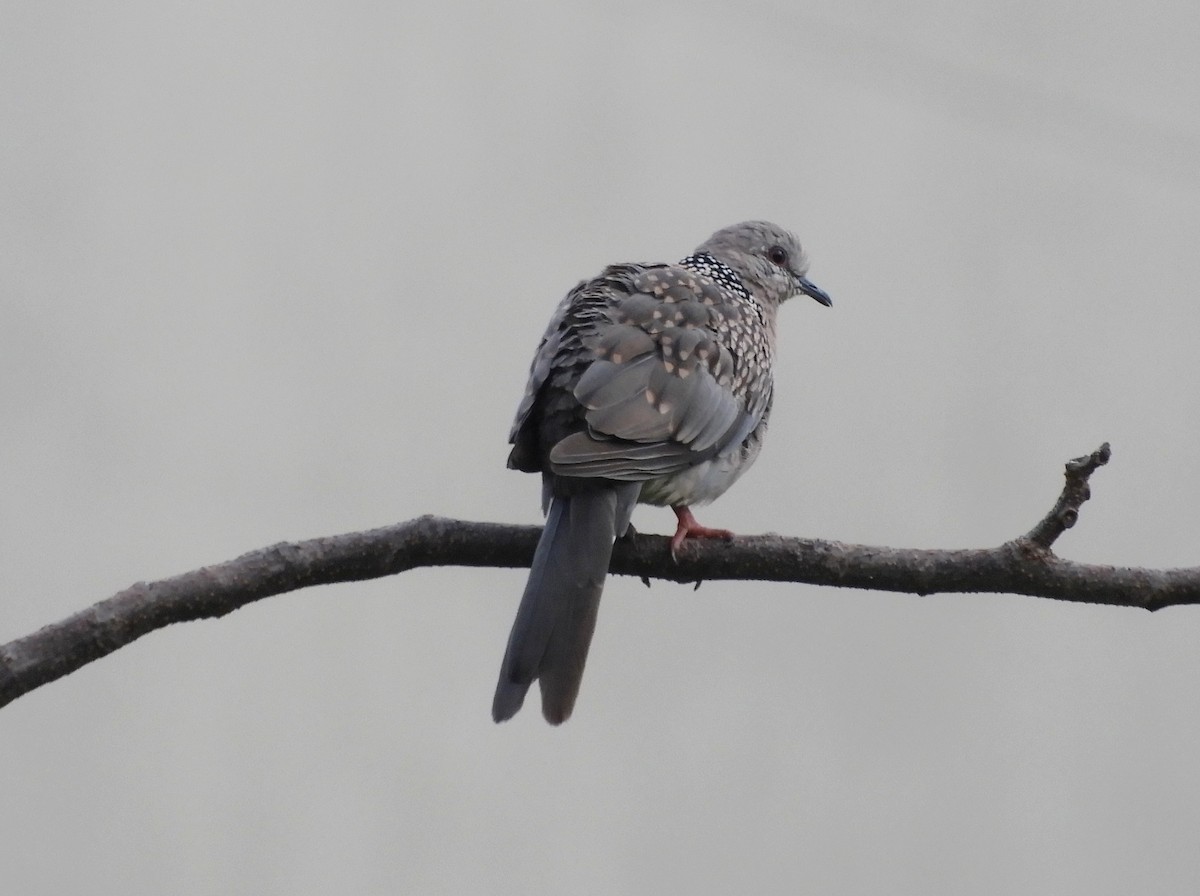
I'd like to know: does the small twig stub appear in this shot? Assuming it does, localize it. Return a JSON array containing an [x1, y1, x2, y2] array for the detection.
[[1023, 443, 1111, 550]]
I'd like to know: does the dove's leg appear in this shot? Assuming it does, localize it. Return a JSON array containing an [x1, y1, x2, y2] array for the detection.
[[669, 505, 734, 560]]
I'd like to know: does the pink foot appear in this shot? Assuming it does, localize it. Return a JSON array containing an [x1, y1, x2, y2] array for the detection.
[[670, 505, 734, 561]]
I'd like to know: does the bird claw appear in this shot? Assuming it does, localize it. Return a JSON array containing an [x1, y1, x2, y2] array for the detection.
[[669, 505, 735, 562]]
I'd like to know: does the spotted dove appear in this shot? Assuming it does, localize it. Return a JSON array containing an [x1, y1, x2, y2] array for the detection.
[[493, 221, 831, 724]]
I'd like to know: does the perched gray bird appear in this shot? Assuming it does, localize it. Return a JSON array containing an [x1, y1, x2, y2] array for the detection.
[[494, 221, 831, 724]]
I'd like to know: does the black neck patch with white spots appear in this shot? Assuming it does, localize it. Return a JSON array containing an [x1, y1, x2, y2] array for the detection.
[[678, 252, 751, 302]]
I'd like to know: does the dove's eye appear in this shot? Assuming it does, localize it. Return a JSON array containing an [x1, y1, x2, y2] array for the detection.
[[767, 246, 789, 266]]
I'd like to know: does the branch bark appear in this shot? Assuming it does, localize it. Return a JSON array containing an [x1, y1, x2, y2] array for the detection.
[[2, 443, 1196, 710]]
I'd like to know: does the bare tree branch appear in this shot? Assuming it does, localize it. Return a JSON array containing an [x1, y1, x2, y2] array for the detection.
[[2, 443, 1196, 710]]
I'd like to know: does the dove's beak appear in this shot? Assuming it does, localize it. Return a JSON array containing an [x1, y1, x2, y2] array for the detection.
[[796, 276, 832, 307]]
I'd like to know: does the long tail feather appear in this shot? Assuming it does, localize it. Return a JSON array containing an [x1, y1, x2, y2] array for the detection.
[[493, 487, 631, 724]]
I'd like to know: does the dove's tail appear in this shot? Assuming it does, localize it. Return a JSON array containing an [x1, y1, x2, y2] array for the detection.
[[492, 485, 635, 724]]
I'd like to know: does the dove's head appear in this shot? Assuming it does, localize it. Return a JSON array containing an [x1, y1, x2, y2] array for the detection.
[[697, 220, 832, 308]]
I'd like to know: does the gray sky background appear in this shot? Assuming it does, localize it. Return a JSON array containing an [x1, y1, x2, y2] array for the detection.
[[3, 2, 1200, 893]]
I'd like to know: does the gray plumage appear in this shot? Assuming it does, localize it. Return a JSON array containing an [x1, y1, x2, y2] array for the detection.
[[494, 221, 831, 724]]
